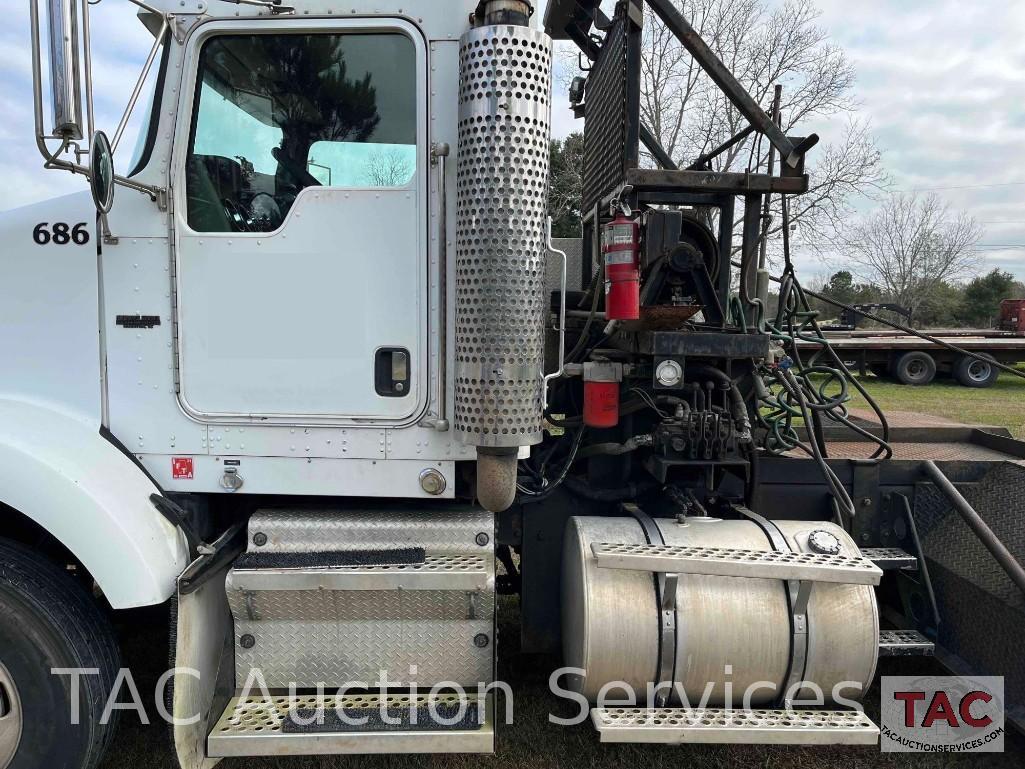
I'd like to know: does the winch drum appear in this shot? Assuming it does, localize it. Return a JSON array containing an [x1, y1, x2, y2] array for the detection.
[[562, 516, 879, 706]]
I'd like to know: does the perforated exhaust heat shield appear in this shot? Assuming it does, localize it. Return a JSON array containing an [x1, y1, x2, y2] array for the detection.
[[455, 24, 553, 448]]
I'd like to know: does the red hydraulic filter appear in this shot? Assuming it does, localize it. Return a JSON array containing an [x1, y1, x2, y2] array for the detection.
[[582, 361, 623, 428], [602, 213, 640, 320]]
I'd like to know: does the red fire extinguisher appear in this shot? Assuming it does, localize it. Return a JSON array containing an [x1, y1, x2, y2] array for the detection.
[[602, 213, 640, 320]]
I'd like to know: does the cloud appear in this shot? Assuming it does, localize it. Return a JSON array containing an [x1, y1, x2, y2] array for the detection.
[[1, 0, 160, 209], [805, 0, 1025, 279], [3, 0, 1023, 282]]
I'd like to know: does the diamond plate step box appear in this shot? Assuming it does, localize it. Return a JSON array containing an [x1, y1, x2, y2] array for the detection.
[[226, 509, 495, 689]]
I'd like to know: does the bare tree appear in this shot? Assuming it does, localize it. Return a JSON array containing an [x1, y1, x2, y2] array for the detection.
[[362, 148, 415, 186], [564, 0, 887, 248], [844, 193, 983, 315]]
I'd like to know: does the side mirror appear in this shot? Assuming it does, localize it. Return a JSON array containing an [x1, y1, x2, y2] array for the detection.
[[46, 0, 85, 140], [89, 131, 114, 214]]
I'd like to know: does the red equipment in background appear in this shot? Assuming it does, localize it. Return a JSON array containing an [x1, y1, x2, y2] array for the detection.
[[1000, 299, 1025, 334], [602, 213, 640, 320]]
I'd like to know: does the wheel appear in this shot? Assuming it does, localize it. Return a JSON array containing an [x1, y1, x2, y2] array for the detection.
[[954, 354, 1000, 388], [894, 351, 937, 385], [0, 539, 121, 769]]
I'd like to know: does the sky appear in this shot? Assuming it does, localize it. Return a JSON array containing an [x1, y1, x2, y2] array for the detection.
[[2, 0, 1024, 280]]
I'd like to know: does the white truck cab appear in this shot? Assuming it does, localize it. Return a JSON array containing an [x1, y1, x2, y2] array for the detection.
[[6, 2, 1006, 768], [2, 2, 548, 767]]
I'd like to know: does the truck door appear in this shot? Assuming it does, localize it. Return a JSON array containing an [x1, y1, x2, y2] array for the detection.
[[172, 20, 427, 422]]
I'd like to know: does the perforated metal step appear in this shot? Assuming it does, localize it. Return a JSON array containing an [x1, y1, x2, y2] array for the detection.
[[208, 693, 493, 757], [590, 543, 883, 585], [591, 707, 879, 745], [861, 548, 918, 570], [879, 629, 935, 656]]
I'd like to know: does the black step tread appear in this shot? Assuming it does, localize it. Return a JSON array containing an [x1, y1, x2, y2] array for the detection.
[[234, 547, 426, 570], [281, 703, 484, 734]]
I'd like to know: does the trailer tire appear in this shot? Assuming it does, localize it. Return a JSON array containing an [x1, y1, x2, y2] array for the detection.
[[0, 538, 121, 769], [894, 351, 936, 385], [954, 354, 999, 388]]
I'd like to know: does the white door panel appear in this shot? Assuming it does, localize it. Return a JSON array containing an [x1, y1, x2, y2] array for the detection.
[[177, 189, 422, 419], [171, 20, 428, 423]]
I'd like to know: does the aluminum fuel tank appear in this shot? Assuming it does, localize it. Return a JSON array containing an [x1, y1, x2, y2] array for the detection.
[[562, 515, 878, 706]]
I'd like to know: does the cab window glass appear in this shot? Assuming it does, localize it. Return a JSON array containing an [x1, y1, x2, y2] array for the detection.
[[185, 32, 416, 233]]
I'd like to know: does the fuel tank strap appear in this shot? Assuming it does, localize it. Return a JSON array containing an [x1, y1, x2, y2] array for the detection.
[[734, 506, 810, 708], [621, 503, 677, 708]]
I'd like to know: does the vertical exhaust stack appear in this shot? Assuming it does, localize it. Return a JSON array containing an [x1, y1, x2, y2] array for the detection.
[[455, 2, 553, 512]]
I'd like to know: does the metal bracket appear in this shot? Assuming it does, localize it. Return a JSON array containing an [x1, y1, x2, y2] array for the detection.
[[734, 506, 811, 708], [621, 503, 677, 708], [781, 579, 813, 707], [543, 219, 567, 412], [420, 142, 451, 432], [850, 460, 880, 542], [625, 0, 644, 29]]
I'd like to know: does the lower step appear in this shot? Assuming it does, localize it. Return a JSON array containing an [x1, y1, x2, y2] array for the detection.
[[879, 629, 935, 656], [591, 707, 879, 745], [861, 548, 918, 570], [208, 693, 493, 757]]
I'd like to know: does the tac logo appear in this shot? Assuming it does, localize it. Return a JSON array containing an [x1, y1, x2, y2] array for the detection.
[[881, 675, 1004, 753], [172, 457, 195, 480]]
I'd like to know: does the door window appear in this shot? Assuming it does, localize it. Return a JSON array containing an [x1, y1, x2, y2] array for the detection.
[[185, 32, 417, 233]]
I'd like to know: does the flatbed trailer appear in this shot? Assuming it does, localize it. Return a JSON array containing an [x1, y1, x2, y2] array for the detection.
[[796, 329, 1025, 387]]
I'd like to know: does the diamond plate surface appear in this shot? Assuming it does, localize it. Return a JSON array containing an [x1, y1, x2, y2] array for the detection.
[[234, 618, 494, 689], [822, 442, 1014, 461], [248, 508, 493, 553], [229, 508, 496, 690], [915, 463, 1025, 718]]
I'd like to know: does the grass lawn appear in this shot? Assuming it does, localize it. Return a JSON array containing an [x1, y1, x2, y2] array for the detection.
[[826, 367, 1025, 438]]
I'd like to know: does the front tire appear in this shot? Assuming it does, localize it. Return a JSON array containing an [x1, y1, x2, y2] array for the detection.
[[0, 539, 121, 769]]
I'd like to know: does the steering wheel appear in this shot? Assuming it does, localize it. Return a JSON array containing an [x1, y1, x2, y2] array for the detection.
[[247, 192, 284, 232], [221, 198, 251, 232]]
